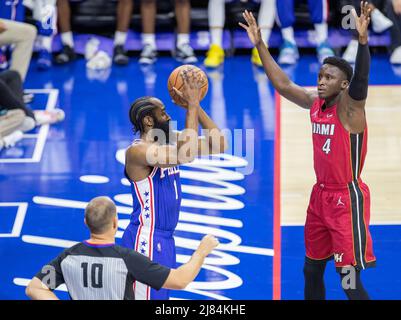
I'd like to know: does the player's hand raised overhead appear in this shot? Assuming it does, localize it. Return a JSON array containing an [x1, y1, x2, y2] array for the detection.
[[172, 70, 202, 108], [352, 1, 372, 43], [239, 10, 262, 46]]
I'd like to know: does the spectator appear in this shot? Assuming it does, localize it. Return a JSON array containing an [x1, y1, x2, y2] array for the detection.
[[139, 0, 197, 64], [205, 0, 276, 68], [25, 197, 219, 300], [0, 0, 56, 71], [385, 0, 401, 64], [276, 0, 335, 64], [24, 0, 58, 70], [0, 0, 25, 71], [0, 109, 25, 151], [0, 18, 36, 81], [56, 0, 133, 65], [0, 70, 64, 133], [343, 0, 393, 63]]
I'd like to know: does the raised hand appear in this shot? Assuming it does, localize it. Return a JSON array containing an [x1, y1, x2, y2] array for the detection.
[[172, 69, 202, 108], [239, 10, 262, 46], [352, 1, 372, 42]]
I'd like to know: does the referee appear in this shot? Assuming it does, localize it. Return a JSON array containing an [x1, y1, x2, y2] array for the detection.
[[26, 196, 219, 300]]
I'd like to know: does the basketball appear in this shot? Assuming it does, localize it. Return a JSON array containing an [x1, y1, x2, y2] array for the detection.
[[167, 65, 209, 106]]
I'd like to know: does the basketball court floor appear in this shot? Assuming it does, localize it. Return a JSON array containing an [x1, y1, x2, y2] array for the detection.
[[1, 53, 400, 300]]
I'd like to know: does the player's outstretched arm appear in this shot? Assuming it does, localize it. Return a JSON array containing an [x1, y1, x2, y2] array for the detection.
[[26, 277, 59, 300], [162, 235, 219, 289], [239, 10, 316, 109], [347, 1, 372, 108]]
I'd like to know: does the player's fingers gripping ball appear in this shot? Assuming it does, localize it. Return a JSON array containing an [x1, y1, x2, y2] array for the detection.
[[168, 65, 209, 106]]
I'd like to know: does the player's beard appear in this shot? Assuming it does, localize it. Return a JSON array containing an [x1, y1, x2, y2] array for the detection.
[[153, 119, 171, 144]]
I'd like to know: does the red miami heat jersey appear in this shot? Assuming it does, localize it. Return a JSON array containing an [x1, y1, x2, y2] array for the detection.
[[310, 98, 368, 184]]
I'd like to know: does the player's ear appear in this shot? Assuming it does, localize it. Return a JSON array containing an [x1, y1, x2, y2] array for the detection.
[[341, 80, 349, 90], [113, 216, 118, 230], [143, 115, 154, 128]]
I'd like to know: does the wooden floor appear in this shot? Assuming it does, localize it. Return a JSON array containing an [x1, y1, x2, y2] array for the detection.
[[281, 86, 401, 226]]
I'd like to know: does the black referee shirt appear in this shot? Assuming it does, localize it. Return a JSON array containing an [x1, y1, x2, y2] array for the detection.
[[34, 241, 170, 300]]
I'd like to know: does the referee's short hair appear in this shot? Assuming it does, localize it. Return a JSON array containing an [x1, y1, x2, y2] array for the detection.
[[85, 197, 117, 234]]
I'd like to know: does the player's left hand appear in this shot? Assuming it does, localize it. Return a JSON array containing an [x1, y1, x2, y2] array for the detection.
[[172, 69, 202, 109], [239, 10, 262, 46], [352, 1, 372, 42]]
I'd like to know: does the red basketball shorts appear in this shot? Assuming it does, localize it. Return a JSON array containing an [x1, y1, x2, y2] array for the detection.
[[305, 180, 376, 272]]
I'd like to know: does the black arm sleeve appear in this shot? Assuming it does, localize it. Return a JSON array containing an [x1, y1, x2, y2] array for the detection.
[[34, 252, 66, 290], [348, 43, 370, 101], [124, 251, 171, 290]]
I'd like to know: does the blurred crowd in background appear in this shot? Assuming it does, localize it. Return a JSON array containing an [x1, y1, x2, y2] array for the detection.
[[1, 0, 401, 151]]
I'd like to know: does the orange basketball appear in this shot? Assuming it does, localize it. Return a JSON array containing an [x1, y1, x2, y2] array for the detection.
[[167, 65, 208, 106]]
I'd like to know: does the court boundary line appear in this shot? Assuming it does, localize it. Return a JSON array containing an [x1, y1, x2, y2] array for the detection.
[[0, 202, 28, 238], [273, 91, 281, 300]]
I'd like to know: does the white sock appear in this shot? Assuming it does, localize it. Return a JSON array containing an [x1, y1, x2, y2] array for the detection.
[[390, 46, 401, 64], [260, 29, 272, 46], [114, 31, 127, 46], [314, 23, 328, 46], [371, 8, 390, 25], [258, 0, 275, 44], [40, 35, 53, 52], [61, 31, 74, 48], [371, 8, 393, 33], [16, 117, 36, 132], [282, 27, 295, 45], [209, 0, 225, 46], [210, 76, 227, 129], [1, 130, 23, 148], [371, 8, 380, 22], [142, 33, 156, 49], [177, 33, 190, 48], [210, 28, 223, 47]]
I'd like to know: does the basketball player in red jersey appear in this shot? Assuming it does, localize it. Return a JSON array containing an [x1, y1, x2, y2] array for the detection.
[[241, 2, 374, 299]]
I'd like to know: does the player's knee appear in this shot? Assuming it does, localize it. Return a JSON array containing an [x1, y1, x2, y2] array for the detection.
[[303, 262, 315, 278], [20, 116, 36, 132], [24, 24, 38, 41], [303, 259, 325, 279]]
